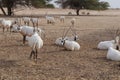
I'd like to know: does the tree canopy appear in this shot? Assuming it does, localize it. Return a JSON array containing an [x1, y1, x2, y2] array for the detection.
[[0, 0, 54, 16], [26, 0, 53, 8], [56, 0, 109, 15]]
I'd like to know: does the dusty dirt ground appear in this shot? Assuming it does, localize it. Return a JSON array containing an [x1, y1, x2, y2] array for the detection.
[[0, 9, 120, 80]]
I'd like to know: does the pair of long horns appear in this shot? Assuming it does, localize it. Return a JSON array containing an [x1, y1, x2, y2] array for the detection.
[[62, 26, 77, 39], [106, 27, 120, 39]]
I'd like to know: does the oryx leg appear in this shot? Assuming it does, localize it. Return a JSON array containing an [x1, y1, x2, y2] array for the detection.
[[29, 50, 34, 59], [3, 27, 5, 32], [23, 35, 26, 44]]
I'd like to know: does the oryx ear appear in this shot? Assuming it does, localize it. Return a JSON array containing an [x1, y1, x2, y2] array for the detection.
[[62, 37, 64, 40], [17, 27, 20, 31], [115, 36, 119, 43]]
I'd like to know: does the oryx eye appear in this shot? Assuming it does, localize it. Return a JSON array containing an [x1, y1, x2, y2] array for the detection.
[[61, 40, 63, 42], [17, 27, 21, 30], [17, 27, 20, 30], [37, 30, 39, 32]]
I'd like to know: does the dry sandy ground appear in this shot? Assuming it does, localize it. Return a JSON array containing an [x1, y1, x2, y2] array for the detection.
[[0, 9, 120, 80], [14, 8, 120, 16]]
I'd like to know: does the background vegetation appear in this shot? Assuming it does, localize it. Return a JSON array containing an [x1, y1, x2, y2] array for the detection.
[[56, 0, 109, 15], [0, 0, 109, 16]]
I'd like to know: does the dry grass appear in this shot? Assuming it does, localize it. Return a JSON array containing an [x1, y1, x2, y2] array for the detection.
[[0, 9, 120, 80]]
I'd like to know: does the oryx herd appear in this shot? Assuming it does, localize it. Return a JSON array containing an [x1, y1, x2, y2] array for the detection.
[[0, 15, 120, 63], [97, 29, 120, 61], [0, 16, 80, 63]]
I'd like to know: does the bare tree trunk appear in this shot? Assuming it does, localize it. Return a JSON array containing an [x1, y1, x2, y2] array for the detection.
[[76, 9, 80, 15], [7, 6, 12, 16], [6, 0, 14, 16], [0, 2, 6, 15]]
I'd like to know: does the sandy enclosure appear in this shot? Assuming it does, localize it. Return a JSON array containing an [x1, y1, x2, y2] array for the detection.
[[0, 9, 120, 80], [1, 8, 120, 16]]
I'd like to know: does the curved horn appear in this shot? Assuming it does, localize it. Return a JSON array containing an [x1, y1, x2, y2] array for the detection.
[[63, 26, 71, 38], [39, 28, 45, 40], [62, 28, 66, 39], [71, 28, 77, 36]]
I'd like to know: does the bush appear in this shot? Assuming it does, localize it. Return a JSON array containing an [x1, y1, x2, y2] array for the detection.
[[46, 4, 54, 8]]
